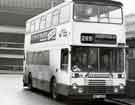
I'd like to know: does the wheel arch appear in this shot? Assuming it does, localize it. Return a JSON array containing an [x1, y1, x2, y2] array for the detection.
[[50, 76, 56, 92], [28, 72, 32, 83], [50, 76, 56, 85]]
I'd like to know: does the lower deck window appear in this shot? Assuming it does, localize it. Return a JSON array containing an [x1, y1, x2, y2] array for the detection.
[[26, 51, 49, 65]]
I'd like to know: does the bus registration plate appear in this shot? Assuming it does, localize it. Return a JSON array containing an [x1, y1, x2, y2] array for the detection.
[[93, 95, 106, 99]]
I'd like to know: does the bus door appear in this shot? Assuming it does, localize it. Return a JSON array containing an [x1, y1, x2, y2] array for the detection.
[[61, 48, 69, 71], [58, 48, 69, 83]]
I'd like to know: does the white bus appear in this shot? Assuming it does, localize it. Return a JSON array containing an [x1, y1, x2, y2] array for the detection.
[[23, 0, 126, 100]]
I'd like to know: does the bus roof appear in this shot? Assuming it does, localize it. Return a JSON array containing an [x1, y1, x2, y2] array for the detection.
[[73, 0, 123, 6], [26, 1, 71, 24], [26, 0, 123, 24]]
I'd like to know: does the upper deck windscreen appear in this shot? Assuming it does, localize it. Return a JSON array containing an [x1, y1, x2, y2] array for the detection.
[[73, 1, 123, 24]]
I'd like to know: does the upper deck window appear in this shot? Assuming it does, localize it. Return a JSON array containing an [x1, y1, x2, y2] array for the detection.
[[46, 13, 52, 28], [26, 22, 31, 33], [40, 16, 46, 30], [60, 5, 70, 24], [73, 3, 122, 24], [52, 9, 60, 26]]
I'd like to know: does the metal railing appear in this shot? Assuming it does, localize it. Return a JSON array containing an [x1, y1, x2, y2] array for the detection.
[[0, 65, 23, 71], [0, 42, 24, 48]]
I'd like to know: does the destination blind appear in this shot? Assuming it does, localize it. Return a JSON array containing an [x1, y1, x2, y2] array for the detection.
[[81, 33, 116, 44]]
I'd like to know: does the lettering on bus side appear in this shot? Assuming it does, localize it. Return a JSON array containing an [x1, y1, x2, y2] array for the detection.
[[31, 28, 56, 44], [59, 29, 68, 38]]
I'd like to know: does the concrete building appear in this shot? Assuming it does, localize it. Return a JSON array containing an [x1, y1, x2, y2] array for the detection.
[[125, 14, 135, 80], [125, 14, 135, 97], [0, 0, 64, 72]]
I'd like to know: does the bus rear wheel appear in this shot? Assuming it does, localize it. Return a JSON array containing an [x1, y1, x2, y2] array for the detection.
[[28, 73, 33, 90], [51, 78, 58, 100]]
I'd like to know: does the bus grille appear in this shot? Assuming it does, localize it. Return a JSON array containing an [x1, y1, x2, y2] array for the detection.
[[88, 80, 106, 94]]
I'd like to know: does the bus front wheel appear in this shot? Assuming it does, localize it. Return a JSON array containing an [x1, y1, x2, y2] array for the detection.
[[51, 78, 58, 100]]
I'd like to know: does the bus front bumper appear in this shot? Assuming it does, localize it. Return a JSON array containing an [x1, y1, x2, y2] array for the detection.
[[68, 86, 125, 99]]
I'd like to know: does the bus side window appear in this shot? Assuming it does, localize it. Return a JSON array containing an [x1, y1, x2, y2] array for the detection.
[[26, 22, 31, 33], [35, 18, 40, 32], [60, 5, 70, 24], [31, 21, 36, 33], [46, 13, 52, 28], [61, 49, 68, 70], [40, 16, 46, 30], [52, 9, 60, 26]]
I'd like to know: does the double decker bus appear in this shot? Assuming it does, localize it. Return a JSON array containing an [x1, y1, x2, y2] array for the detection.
[[23, 0, 126, 100]]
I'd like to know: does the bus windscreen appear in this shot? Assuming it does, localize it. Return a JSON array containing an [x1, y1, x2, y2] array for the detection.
[[71, 47, 124, 72], [73, 3, 122, 24]]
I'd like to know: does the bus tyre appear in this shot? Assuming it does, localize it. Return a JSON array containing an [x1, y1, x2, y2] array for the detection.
[[23, 79, 27, 87], [51, 78, 58, 100], [28, 73, 33, 90]]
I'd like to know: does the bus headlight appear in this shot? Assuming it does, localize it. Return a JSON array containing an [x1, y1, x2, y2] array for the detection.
[[120, 84, 124, 90], [78, 87, 84, 93], [122, 74, 125, 78], [72, 83, 78, 90], [114, 88, 118, 93]]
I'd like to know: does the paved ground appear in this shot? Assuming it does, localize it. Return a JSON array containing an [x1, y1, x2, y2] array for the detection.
[[0, 74, 66, 105], [0, 70, 22, 74], [112, 98, 135, 105], [1, 74, 134, 105]]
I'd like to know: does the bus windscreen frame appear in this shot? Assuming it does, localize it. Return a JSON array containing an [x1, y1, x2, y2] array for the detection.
[[71, 46, 124, 73], [73, 3, 123, 24]]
